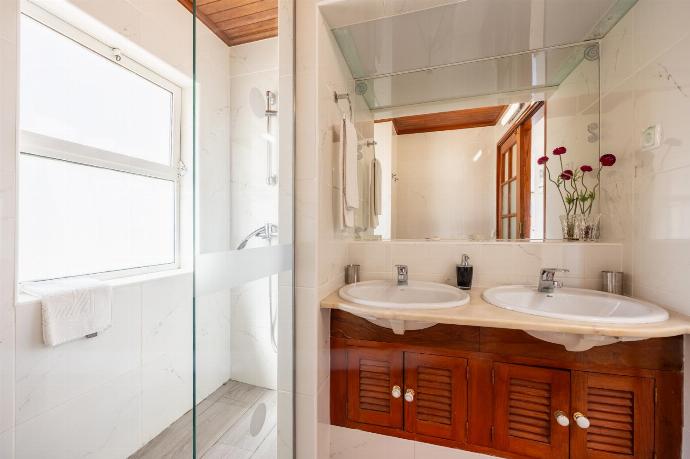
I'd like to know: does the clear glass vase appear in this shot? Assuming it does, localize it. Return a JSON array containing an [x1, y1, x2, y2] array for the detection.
[[559, 214, 579, 241], [578, 213, 601, 241]]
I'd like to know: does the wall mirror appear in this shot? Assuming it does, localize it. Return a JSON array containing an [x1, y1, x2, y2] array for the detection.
[[353, 43, 600, 242], [318, 0, 637, 242]]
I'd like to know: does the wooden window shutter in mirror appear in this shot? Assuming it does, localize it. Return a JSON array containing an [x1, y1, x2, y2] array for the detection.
[[571, 372, 654, 459], [346, 347, 404, 428], [404, 353, 467, 441], [494, 363, 570, 458]]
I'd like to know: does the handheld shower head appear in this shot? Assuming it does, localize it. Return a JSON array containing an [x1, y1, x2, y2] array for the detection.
[[236, 223, 278, 250]]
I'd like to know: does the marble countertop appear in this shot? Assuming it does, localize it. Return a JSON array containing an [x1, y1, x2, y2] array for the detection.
[[320, 288, 690, 338]]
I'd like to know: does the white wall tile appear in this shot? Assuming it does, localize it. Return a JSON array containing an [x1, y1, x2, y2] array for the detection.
[[329, 426, 414, 459], [15, 284, 141, 424], [14, 369, 142, 459], [141, 273, 193, 442], [348, 241, 622, 289], [414, 441, 496, 458], [196, 290, 232, 400], [295, 392, 318, 459], [230, 277, 278, 390]]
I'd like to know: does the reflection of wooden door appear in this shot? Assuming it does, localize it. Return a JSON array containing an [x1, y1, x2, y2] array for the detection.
[[497, 124, 531, 239], [496, 103, 543, 239]]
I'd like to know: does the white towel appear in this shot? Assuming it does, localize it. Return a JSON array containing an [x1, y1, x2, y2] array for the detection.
[[369, 158, 382, 228], [342, 117, 359, 228], [22, 278, 112, 346], [355, 155, 370, 231]]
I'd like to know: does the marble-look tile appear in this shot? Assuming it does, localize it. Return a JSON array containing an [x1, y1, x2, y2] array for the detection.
[[413, 441, 495, 458], [600, 9, 634, 95], [0, 39, 18, 222], [0, 427, 13, 458], [230, 37, 278, 77], [346, 241, 622, 290], [0, 0, 18, 44], [276, 390, 293, 459], [141, 273, 194, 443], [632, 0, 690, 72], [195, 290, 232, 402], [230, 277, 278, 390], [15, 369, 142, 459], [294, 287, 319, 396], [295, 392, 317, 459], [632, 34, 690, 176], [329, 426, 414, 459], [277, 283, 294, 393], [14, 284, 141, 424]]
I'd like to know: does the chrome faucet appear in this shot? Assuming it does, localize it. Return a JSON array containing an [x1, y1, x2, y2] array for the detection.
[[395, 265, 408, 286], [538, 268, 569, 293]]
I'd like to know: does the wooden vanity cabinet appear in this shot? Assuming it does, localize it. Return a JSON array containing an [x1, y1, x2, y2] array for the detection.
[[570, 372, 654, 459], [331, 310, 682, 459], [493, 363, 570, 458], [404, 353, 467, 441], [343, 346, 467, 441]]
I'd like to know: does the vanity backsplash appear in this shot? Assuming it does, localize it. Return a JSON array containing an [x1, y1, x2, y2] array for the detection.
[[348, 241, 623, 291]]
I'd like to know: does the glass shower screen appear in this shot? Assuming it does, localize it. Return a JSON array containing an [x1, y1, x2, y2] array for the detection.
[[192, 1, 294, 458]]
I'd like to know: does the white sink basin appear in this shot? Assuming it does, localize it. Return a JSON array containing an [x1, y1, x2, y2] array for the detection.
[[482, 285, 668, 324], [482, 285, 670, 351], [339, 280, 469, 309], [338, 280, 469, 335]]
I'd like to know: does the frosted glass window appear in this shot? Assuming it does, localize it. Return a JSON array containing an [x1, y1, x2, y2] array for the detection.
[[18, 155, 176, 281], [20, 16, 173, 165]]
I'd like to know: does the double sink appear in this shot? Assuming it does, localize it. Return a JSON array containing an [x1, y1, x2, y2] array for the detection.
[[338, 278, 670, 351]]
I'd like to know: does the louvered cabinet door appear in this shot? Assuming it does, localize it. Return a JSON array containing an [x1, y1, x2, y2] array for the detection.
[[403, 353, 467, 441], [571, 372, 654, 459], [494, 363, 570, 459], [346, 347, 404, 428]]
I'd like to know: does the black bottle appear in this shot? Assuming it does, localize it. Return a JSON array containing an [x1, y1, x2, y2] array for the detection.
[[456, 254, 473, 290]]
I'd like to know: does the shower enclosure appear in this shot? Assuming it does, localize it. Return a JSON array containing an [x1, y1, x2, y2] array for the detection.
[[191, 1, 295, 458], [8, 0, 293, 457]]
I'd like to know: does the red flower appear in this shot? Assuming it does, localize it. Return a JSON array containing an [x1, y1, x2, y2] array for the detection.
[[560, 170, 574, 180], [553, 146, 567, 155], [600, 154, 617, 167], [537, 156, 549, 165], [580, 165, 593, 172]]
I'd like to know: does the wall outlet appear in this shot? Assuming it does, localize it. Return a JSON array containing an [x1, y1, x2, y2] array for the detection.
[[641, 125, 662, 151]]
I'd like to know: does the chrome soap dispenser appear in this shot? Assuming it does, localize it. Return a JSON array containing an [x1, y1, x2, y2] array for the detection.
[[456, 254, 473, 290]]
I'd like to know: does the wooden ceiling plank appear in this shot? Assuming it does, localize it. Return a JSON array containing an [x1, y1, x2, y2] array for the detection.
[[207, 0, 276, 22], [178, 0, 279, 46], [200, 0, 261, 15], [177, 0, 234, 46], [383, 105, 509, 136], [226, 29, 277, 46], [217, 9, 277, 30], [223, 18, 277, 36]]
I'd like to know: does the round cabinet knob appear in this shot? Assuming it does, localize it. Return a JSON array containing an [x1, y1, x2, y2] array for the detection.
[[391, 385, 401, 399], [404, 389, 415, 402], [554, 410, 570, 427], [573, 412, 591, 429]]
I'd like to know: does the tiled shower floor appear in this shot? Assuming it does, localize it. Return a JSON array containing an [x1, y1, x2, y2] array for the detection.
[[131, 380, 277, 459]]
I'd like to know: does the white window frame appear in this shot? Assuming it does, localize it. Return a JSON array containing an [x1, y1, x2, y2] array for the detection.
[[19, 4, 183, 282]]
